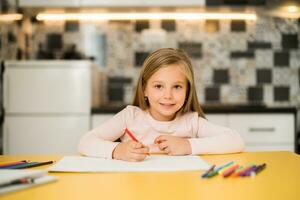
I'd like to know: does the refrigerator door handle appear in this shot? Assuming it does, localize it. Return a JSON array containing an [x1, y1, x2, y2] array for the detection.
[[3, 122, 9, 154], [3, 71, 9, 111]]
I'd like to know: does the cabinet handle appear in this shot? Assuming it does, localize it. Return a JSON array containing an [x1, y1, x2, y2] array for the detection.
[[4, 72, 9, 110], [3, 123, 9, 154], [249, 127, 275, 132]]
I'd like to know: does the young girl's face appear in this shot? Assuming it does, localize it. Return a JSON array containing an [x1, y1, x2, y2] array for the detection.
[[144, 64, 187, 121]]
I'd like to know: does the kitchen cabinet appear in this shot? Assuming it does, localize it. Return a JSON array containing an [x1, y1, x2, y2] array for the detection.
[[80, 0, 141, 6], [92, 110, 296, 152], [18, 0, 265, 8], [80, 0, 205, 7], [228, 113, 295, 152], [3, 61, 91, 154], [208, 113, 295, 152], [20, 0, 205, 7], [4, 116, 89, 154], [19, 0, 80, 7], [4, 62, 91, 114], [141, 0, 205, 6]]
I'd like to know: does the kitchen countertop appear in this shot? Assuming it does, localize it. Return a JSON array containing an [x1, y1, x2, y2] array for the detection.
[[92, 104, 297, 114]]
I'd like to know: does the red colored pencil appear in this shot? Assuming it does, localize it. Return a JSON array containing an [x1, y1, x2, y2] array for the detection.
[[124, 128, 149, 155], [125, 128, 139, 142]]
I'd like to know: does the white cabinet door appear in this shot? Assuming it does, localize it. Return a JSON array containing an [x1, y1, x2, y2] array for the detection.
[[141, 0, 204, 6], [80, 0, 142, 6], [80, 0, 204, 6], [3, 116, 90, 154], [205, 114, 228, 126], [19, 0, 80, 7], [91, 114, 114, 129], [4, 61, 91, 114], [228, 114, 295, 151]]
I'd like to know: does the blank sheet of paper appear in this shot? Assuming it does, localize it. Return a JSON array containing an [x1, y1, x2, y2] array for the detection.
[[49, 155, 210, 172]]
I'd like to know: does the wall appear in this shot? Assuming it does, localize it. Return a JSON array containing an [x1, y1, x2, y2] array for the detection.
[[0, 13, 299, 107]]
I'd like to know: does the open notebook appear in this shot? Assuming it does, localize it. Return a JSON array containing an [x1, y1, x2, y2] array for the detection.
[[0, 169, 57, 195], [49, 155, 211, 172]]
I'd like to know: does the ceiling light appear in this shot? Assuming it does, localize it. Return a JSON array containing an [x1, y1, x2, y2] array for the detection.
[[36, 12, 257, 21], [287, 5, 298, 13], [265, 0, 300, 18], [0, 13, 23, 21]]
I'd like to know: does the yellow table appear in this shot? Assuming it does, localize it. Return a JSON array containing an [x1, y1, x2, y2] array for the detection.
[[0, 151, 299, 200]]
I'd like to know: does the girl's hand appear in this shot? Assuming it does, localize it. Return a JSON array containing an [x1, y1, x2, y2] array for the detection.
[[112, 141, 149, 162], [154, 135, 192, 155]]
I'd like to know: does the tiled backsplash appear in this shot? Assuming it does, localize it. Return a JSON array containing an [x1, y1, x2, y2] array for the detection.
[[0, 14, 300, 107]]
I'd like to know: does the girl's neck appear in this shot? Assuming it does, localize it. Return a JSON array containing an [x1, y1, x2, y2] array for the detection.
[[147, 109, 178, 122]]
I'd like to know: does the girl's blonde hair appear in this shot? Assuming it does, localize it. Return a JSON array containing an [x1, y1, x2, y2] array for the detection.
[[132, 48, 205, 118]]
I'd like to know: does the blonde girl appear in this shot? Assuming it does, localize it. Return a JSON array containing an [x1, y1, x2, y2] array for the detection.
[[79, 48, 244, 162]]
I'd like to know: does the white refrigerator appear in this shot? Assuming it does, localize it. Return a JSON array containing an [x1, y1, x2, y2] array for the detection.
[[3, 60, 91, 154]]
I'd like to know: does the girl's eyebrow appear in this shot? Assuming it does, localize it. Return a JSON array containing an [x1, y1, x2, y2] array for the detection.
[[173, 81, 185, 84], [151, 80, 185, 84]]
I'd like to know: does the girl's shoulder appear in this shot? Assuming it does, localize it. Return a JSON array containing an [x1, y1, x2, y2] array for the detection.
[[180, 111, 207, 124], [123, 105, 147, 120], [180, 111, 198, 120]]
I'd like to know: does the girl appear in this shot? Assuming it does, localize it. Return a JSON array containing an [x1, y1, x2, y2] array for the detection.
[[78, 48, 244, 162]]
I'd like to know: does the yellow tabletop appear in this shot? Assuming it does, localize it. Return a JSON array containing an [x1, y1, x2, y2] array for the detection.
[[0, 151, 299, 200]]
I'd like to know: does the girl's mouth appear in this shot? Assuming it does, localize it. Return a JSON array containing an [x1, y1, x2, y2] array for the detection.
[[160, 103, 175, 108]]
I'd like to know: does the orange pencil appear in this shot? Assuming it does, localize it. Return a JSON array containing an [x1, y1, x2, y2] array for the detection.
[[222, 164, 240, 177], [232, 164, 254, 177]]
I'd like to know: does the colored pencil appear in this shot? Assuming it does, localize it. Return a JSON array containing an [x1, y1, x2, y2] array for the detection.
[[125, 128, 139, 142], [201, 165, 216, 178], [0, 160, 28, 169], [222, 164, 240, 177], [3, 161, 54, 169]]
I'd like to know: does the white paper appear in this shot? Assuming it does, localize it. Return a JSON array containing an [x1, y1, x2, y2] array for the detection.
[[49, 155, 210, 172]]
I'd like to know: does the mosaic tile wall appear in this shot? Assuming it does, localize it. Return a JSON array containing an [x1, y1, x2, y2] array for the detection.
[[0, 15, 300, 107]]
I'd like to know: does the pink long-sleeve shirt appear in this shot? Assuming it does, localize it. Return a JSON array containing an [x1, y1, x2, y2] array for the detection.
[[78, 105, 244, 159]]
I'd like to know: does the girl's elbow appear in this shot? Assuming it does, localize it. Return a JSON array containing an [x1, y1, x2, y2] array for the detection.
[[236, 136, 245, 152], [232, 131, 245, 152], [77, 134, 89, 155], [77, 138, 85, 155]]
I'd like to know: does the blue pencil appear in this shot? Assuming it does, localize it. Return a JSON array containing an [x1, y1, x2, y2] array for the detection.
[[201, 164, 216, 178]]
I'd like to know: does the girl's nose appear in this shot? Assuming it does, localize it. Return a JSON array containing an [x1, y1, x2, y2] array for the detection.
[[163, 88, 173, 99]]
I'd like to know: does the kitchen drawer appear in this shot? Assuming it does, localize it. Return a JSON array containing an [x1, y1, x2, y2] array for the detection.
[[4, 115, 90, 154], [228, 114, 294, 145], [4, 61, 91, 114], [245, 144, 294, 152]]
